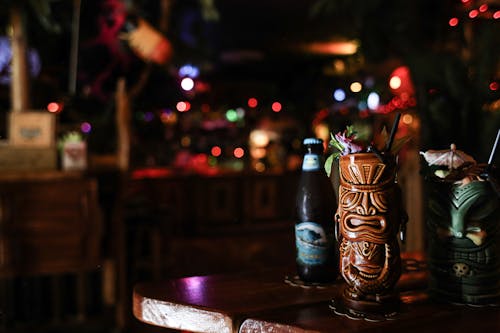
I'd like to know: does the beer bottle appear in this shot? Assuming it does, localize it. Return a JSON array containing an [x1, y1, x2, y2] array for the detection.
[[295, 138, 338, 283]]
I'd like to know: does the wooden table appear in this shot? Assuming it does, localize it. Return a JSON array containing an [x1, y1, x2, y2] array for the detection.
[[132, 254, 500, 333]]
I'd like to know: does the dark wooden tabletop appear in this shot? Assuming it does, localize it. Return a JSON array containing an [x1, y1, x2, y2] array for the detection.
[[132, 253, 500, 333]]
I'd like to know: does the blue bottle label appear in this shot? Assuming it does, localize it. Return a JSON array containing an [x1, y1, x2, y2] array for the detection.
[[295, 222, 332, 266], [302, 154, 321, 171]]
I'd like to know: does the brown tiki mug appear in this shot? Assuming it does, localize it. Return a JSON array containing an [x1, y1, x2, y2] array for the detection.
[[335, 152, 407, 314]]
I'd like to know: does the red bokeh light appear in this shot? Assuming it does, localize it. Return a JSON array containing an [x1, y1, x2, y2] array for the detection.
[[494, 11, 500, 19], [233, 147, 245, 158], [211, 146, 222, 157], [449, 17, 459, 26], [176, 101, 191, 112], [479, 4, 488, 12], [271, 102, 282, 112], [47, 102, 62, 113], [248, 97, 258, 108], [469, 9, 479, 18], [490, 82, 499, 91]]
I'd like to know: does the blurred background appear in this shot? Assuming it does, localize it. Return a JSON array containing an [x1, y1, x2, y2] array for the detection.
[[0, 0, 498, 167], [0, 0, 498, 332]]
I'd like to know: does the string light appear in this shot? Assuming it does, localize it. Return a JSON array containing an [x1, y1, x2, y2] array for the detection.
[[449, 17, 459, 26], [469, 9, 479, 18], [459, 1, 498, 20]]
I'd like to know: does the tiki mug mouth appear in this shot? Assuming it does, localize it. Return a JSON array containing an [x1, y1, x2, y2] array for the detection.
[[349, 264, 383, 281], [341, 213, 390, 243]]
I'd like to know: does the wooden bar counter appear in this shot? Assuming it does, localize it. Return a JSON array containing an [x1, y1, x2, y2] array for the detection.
[[131, 253, 500, 333]]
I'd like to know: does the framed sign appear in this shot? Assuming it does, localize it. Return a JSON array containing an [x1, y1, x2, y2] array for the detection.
[[9, 111, 56, 147]]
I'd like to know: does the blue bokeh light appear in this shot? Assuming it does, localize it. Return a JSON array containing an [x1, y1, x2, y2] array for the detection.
[[333, 88, 346, 102]]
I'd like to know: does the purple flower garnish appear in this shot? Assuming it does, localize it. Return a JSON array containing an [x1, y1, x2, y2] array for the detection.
[[335, 130, 363, 155]]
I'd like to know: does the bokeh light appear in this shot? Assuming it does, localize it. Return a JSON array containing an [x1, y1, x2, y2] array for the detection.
[[333, 88, 346, 102], [80, 122, 92, 133], [469, 9, 479, 18], [271, 102, 282, 112], [248, 97, 258, 108], [47, 102, 62, 113], [367, 92, 380, 110], [178, 64, 199, 78], [176, 101, 191, 112], [449, 17, 459, 26], [249, 129, 269, 147], [211, 146, 222, 157], [350, 82, 362, 93], [225, 109, 238, 122], [402, 113, 414, 125], [233, 147, 245, 158], [180, 77, 195, 91], [389, 76, 401, 89]]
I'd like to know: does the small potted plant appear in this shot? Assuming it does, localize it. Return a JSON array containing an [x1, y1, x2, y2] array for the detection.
[[59, 131, 87, 171]]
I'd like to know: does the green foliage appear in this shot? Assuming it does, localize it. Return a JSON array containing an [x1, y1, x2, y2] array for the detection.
[[324, 124, 410, 177]]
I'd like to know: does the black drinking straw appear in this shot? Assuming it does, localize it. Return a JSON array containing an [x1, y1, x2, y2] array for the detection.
[[385, 112, 401, 152]]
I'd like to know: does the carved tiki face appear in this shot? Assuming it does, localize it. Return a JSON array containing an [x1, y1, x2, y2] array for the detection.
[[427, 179, 500, 305], [337, 153, 403, 297]]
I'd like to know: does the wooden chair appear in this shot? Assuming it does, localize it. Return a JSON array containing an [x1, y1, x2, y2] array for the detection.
[[0, 172, 104, 330]]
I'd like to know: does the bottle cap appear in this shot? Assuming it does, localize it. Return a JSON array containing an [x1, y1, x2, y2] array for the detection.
[[303, 138, 323, 145]]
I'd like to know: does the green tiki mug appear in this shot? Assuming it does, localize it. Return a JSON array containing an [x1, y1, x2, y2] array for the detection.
[[426, 177, 500, 305]]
